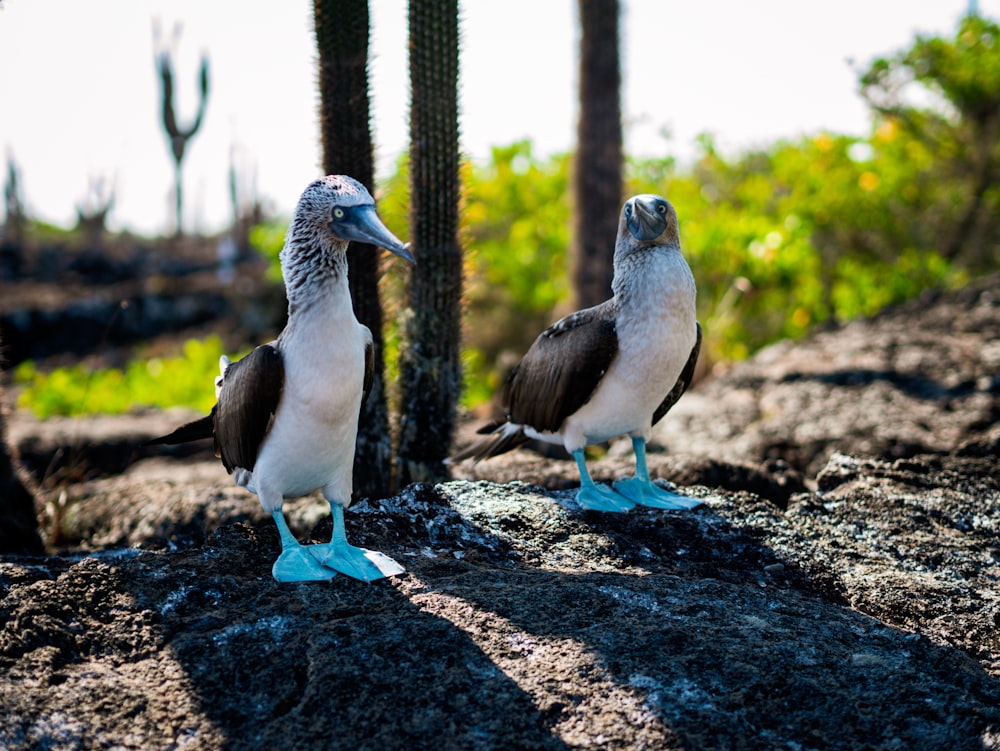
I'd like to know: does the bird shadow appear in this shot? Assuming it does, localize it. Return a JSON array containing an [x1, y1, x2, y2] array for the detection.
[[135, 519, 573, 751]]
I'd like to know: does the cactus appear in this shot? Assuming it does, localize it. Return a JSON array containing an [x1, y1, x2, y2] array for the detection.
[[313, 0, 393, 497], [572, 0, 622, 309], [154, 22, 209, 237], [228, 144, 261, 257], [75, 176, 115, 250], [396, 0, 463, 485], [3, 152, 25, 247]]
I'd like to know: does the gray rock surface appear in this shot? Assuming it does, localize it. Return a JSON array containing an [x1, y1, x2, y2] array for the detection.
[[2, 275, 998, 750], [652, 275, 1000, 479]]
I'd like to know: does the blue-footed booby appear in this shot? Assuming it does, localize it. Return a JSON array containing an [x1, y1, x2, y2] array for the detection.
[[455, 194, 702, 513], [147, 175, 415, 582]]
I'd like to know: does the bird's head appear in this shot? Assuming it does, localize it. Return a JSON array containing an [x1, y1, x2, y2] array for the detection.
[[291, 175, 415, 264], [619, 194, 679, 247]]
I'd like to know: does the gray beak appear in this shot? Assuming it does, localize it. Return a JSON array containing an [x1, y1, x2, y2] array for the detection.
[[626, 198, 666, 243], [333, 205, 416, 264]]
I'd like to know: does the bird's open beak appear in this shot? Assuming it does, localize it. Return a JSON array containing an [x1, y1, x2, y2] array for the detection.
[[334, 206, 416, 264]]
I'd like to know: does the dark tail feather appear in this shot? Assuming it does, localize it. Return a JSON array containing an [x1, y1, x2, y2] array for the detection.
[[144, 415, 214, 447], [449, 422, 529, 464]]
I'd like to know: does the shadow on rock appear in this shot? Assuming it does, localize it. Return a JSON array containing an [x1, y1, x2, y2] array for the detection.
[[1, 475, 999, 750], [0, 522, 570, 751], [414, 565, 1000, 751], [330, 480, 1000, 749]]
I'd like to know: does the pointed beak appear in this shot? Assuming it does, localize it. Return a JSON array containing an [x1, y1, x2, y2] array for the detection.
[[626, 198, 666, 242], [334, 205, 416, 264]]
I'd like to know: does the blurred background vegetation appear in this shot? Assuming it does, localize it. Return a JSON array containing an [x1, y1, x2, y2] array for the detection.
[[11, 13, 1000, 418]]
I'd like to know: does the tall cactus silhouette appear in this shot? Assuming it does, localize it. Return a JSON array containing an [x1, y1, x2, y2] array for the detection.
[[313, 0, 394, 498], [228, 144, 261, 258], [3, 152, 25, 247], [396, 0, 463, 485], [75, 176, 115, 251], [154, 22, 209, 236]]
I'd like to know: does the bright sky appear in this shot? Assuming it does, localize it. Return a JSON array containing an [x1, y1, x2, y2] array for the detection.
[[0, 0, 993, 236]]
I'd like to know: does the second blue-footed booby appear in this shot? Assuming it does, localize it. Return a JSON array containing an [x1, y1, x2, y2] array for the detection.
[[147, 175, 415, 582], [455, 194, 702, 513]]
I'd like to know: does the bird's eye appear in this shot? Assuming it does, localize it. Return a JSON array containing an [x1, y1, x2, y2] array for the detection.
[[656, 204, 667, 215], [333, 208, 345, 219], [624, 204, 633, 217]]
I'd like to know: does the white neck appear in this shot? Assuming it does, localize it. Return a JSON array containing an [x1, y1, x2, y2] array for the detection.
[[613, 245, 693, 310]]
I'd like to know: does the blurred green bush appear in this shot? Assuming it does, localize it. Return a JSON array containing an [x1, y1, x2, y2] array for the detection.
[[15, 337, 239, 418]]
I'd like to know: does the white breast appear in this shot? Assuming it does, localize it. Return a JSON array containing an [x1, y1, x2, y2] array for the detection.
[[250, 286, 370, 505], [561, 248, 696, 451]]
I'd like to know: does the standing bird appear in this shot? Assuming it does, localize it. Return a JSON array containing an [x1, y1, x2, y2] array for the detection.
[[455, 194, 702, 513], [147, 175, 415, 582]]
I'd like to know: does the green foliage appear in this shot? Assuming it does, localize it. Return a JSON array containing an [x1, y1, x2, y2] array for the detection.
[[248, 219, 287, 282], [15, 336, 236, 418], [862, 14, 1000, 124], [460, 141, 571, 404], [25, 220, 79, 245], [624, 127, 971, 360], [859, 14, 1000, 268]]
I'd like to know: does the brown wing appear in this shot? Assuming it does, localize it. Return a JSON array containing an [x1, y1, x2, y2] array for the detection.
[[504, 303, 618, 433], [652, 322, 702, 426], [213, 344, 284, 473]]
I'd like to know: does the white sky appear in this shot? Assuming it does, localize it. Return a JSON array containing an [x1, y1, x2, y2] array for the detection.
[[0, 0, 993, 235]]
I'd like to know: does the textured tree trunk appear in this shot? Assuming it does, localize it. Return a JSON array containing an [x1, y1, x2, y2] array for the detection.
[[313, 0, 392, 498], [396, 0, 462, 486], [572, 0, 623, 309], [944, 110, 1000, 268], [0, 335, 44, 555]]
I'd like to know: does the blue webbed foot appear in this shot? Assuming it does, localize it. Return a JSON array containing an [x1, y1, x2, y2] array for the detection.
[[269, 510, 338, 582], [309, 504, 405, 582], [272, 543, 338, 582], [575, 482, 635, 513], [571, 447, 635, 513], [616, 436, 702, 510], [613, 477, 702, 510], [308, 542, 405, 582]]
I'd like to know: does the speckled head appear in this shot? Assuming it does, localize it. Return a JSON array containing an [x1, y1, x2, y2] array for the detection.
[[298, 175, 371, 215], [288, 175, 413, 263]]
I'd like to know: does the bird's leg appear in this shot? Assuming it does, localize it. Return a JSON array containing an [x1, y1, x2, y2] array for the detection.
[[308, 503, 405, 582], [573, 448, 635, 513], [270, 511, 337, 583], [614, 437, 702, 510]]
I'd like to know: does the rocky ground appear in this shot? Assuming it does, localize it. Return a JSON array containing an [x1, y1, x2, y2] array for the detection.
[[1, 274, 998, 750]]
